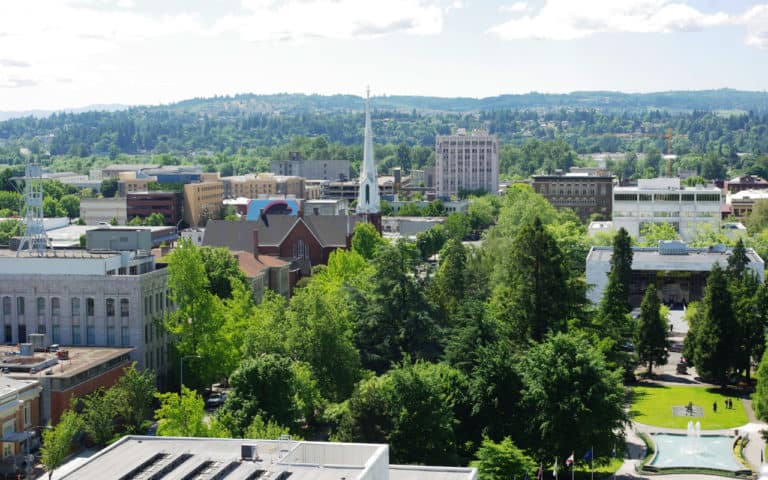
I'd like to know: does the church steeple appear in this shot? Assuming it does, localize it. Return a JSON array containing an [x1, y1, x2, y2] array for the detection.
[[357, 87, 380, 214]]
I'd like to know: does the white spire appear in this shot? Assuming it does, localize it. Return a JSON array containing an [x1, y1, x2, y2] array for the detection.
[[357, 87, 380, 214]]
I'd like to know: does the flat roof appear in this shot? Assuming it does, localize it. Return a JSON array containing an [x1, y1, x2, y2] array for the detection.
[[61, 436, 476, 480], [0, 248, 116, 259], [0, 346, 133, 380], [587, 246, 764, 271]]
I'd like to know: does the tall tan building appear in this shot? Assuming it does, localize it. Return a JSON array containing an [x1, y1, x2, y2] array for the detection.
[[183, 173, 223, 227], [436, 129, 499, 198]]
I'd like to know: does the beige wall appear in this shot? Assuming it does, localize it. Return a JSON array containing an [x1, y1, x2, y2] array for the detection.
[[183, 181, 224, 227]]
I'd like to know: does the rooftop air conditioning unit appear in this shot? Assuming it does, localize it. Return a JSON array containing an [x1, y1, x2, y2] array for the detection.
[[241, 444, 258, 461]]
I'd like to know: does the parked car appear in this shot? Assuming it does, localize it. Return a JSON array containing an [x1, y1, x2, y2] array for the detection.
[[206, 393, 226, 409]]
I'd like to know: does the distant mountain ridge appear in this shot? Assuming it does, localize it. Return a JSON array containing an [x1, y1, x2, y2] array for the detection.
[[0, 104, 129, 122], [2, 89, 767, 120]]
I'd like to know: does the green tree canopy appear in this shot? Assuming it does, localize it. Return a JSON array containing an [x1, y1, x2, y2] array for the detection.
[[634, 284, 669, 376]]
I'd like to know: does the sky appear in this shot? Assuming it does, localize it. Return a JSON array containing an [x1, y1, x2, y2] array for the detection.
[[0, 0, 767, 111]]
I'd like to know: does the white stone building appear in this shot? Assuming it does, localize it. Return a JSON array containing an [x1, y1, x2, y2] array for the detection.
[[436, 129, 499, 198], [0, 228, 170, 375], [612, 178, 722, 241]]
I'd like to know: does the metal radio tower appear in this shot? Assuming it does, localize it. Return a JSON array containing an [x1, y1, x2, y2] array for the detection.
[[16, 155, 49, 256]]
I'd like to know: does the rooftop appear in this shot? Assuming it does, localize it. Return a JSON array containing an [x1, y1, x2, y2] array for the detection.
[[587, 245, 764, 272], [0, 346, 133, 380], [61, 436, 477, 480], [731, 189, 768, 201]]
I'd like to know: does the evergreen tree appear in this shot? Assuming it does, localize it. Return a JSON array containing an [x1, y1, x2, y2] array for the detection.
[[634, 284, 668, 376], [693, 264, 737, 385], [727, 238, 749, 279], [611, 227, 633, 308], [752, 346, 768, 421], [495, 217, 569, 343]]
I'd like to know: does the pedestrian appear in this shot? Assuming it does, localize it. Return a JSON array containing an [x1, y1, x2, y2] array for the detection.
[[713, 401, 717, 413], [669, 323, 673, 333]]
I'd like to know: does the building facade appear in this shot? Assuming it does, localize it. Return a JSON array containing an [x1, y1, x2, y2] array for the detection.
[[436, 129, 499, 198], [80, 198, 128, 225], [271, 154, 350, 181], [0, 229, 170, 376], [126, 192, 182, 226], [0, 377, 41, 468], [612, 178, 722, 240], [729, 189, 768, 218], [586, 242, 765, 307], [222, 173, 305, 199], [532, 173, 614, 222], [183, 177, 224, 227]]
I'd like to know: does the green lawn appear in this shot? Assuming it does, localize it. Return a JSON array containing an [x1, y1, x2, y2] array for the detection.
[[630, 385, 748, 429]]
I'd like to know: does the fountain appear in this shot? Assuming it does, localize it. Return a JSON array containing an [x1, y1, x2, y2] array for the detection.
[[683, 420, 702, 454], [649, 422, 744, 473]]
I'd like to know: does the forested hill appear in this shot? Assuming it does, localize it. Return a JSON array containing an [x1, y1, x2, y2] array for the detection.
[[2, 89, 768, 165]]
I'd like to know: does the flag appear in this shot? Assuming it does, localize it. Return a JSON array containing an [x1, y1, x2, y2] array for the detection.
[[524, 474, 529, 480], [611, 445, 616, 458], [583, 449, 593, 461], [553, 457, 558, 478], [537, 463, 543, 480], [566, 453, 574, 467]]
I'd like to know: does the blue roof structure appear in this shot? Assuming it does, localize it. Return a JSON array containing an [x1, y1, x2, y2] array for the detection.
[[245, 199, 300, 221]]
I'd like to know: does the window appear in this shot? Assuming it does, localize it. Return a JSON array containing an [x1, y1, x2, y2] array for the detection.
[[37, 297, 45, 316], [107, 325, 115, 346], [72, 325, 81, 345], [23, 402, 30, 427], [120, 299, 129, 317], [86, 298, 95, 316], [1, 297, 9, 317], [51, 298, 60, 317], [52, 325, 60, 344], [86, 325, 95, 345], [37, 325, 46, 335], [71, 298, 80, 317], [3, 326, 10, 344], [293, 239, 307, 260], [121, 326, 130, 346], [106, 298, 115, 317]]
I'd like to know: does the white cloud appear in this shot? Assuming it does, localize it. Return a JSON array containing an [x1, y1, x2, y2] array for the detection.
[[501, 2, 529, 13], [488, 0, 732, 41], [213, 0, 449, 42], [116, 0, 136, 8], [743, 4, 768, 49]]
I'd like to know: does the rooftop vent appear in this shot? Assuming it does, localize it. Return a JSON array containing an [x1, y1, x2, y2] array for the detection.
[[241, 444, 258, 462]]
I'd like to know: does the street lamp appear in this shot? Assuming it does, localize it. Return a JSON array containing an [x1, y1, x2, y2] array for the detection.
[[180, 355, 201, 394]]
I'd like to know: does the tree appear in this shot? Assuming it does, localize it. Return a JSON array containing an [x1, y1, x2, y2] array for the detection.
[[165, 239, 227, 386], [416, 224, 447, 260], [43, 197, 66, 217], [748, 200, 768, 235], [491, 217, 569, 343], [128, 216, 143, 226], [41, 410, 82, 480], [693, 264, 737, 385], [335, 361, 462, 465], [634, 285, 669, 376], [112, 363, 157, 433], [431, 238, 467, 313], [101, 177, 118, 198], [199, 246, 249, 299], [517, 333, 627, 460], [59, 194, 80, 219], [244, 415, 292, 440], [155, 386, 227, 437], [109, 216, 118, 226], [727, 238, 749, 279], [471, 437, 536, 480], [81, 388, 117, 446], [753, 348, 768, 421], [444, 212, 471, 240], [144, 212, 166, 226], [218, 354, 298, 437], [355, 241, 441, 372], [612, 228, 633, 303], [351, 222, 386, 260], [639, 222, 680, 245]]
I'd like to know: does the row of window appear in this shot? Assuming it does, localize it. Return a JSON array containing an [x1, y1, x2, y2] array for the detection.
[[2, 297, 130, 318], [614, 193, 721, 202], [2, 322, 130, 346], [614, 211, 719, 218]]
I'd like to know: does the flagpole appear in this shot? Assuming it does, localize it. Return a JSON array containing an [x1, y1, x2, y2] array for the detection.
[[590, 446, 594, 480]]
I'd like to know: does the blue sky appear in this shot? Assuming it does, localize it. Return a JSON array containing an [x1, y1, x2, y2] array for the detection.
[[0, 0, 766, 110]]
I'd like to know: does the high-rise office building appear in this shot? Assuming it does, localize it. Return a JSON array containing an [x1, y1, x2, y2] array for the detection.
[[436, 129, 499, 198]]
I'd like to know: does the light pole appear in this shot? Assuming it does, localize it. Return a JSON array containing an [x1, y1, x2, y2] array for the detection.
[[180, 355, 200, 394]]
